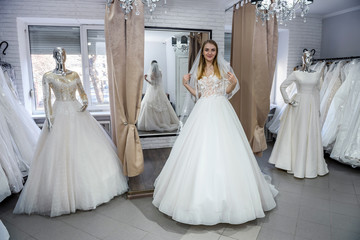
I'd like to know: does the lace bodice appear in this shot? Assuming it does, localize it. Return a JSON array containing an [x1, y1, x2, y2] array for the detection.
[[198, 75, 229, 98], [42, 71, 88, 119]]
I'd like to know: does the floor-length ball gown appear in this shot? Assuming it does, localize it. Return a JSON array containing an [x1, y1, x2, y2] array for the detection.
[[14, 71, 128, 217], [269, 71, 329, 178], [0, 69, 40, 179], [137, 72, 179, 132], [330, 62, 360, 167], [153, 74, 278, 225]]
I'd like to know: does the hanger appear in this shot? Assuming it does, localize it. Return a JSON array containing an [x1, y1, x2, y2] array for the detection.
[[0, 41, 9, 56]]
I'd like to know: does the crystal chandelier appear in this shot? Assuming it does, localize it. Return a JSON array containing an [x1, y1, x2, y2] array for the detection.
[[251, 0, 314, 25], [106, 0, 165, 20]]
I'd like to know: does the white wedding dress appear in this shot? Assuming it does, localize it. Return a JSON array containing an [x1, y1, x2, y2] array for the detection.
[[14, 71, 128, 217], [329, 62, 360, 167], [153, 74, 278, 225], [0, 69, 40, 196], [269, 71, 329, 178], [320, 61, 346, 126], [138, 71, 179, 132], [322, 61, 356, 150]]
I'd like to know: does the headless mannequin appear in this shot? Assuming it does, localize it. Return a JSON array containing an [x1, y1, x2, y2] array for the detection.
[[43, 47, 88, 130], [301, 48, 316, 73], [288, 48, 316, 106]]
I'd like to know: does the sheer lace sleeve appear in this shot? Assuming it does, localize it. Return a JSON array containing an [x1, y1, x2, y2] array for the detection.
[[280, 72, 297, 104], [42, 73, 52, 121], [75, 74, 88, 105]]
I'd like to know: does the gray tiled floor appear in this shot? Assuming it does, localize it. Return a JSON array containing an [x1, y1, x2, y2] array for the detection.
[[1, 143, 360, 240]]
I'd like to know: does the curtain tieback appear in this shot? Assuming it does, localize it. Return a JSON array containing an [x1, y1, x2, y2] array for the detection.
[[123, 122, 135, 126]]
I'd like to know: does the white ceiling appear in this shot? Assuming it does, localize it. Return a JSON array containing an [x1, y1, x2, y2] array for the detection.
[[167, 0, 360, 17]]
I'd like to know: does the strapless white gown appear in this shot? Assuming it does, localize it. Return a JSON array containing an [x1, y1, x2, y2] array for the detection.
[[153, 75, 278, 225]]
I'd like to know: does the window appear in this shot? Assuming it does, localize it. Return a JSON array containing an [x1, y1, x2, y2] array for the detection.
[[28, 25, 108, 114]]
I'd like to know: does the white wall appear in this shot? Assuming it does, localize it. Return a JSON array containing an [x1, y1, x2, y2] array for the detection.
[[321, 9, 360, 58], [144, 41, 168, 93], [165, 38, 176, 105], [0, 0, 226, 105], [279, 17, 323, 76]]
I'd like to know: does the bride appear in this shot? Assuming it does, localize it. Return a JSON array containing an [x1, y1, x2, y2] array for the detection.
[[137, 60, 179, 132], [152, 40, 278, 225]]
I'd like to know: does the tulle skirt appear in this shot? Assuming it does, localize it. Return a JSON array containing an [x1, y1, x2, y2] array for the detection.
[[14, 100, 128, 217], [153, 96, 278, 225], [138, 85, 179, 132]]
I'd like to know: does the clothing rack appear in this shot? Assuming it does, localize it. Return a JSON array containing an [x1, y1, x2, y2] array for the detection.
[[313, 56, 360, 62]]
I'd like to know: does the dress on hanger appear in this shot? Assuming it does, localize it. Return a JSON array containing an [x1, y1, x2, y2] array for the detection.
[[0, 166, 11, 203], [322, 61, 356, 150], [329, 62, 360, 167], [14, 71, 128, 217], [137, 70, 179, 132], [153, 74, 278, 225], [0, 69, 40, 194], [269, 71, 329, 178], [320, 61, 345, 126]]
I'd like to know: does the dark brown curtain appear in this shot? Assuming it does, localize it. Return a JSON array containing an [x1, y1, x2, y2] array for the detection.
[[230, 3, 278, 155], [105, 2, 144, 176], [188, 32, 209, 72]]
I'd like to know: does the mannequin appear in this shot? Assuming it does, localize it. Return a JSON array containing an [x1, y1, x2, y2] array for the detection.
[[301, 48, 316, 73], [268, 50, 328, 178], [44, 47, 87, 130], [14, 47, 128, 217]]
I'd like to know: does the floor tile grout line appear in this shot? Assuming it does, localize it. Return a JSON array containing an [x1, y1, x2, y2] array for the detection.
[[57, 217, 103, 240]]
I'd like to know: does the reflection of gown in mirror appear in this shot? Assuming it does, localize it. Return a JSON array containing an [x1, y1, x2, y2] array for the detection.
[[153, 75, 278, 225], [0, 69, 40, 195], [137, 71, 179, 132], [269, 71, 329, 178], [14, 71, 128, 217]]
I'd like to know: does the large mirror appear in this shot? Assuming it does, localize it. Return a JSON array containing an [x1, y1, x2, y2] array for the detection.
[[137, 27, 211, 137]]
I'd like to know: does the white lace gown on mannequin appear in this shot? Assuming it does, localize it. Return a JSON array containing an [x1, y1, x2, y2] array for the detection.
[[153, 74, 278, 225], [0, 69, 40, 195], [14, 72, 128, 217], [330, 63, 360, 167], [269, 71, 329, 178], [138, 72, 179, 132]]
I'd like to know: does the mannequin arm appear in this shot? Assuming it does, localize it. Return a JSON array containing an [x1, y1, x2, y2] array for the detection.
[[280, 72, 296, 104], [42, 75, 53, 130], [76, 74, 88, 112]]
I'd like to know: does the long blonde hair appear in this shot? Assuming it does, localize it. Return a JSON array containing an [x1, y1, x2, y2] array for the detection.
[[197, 40, 221, 80]]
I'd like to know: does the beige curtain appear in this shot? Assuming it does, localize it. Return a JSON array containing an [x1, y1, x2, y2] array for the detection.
[[105, 2, 144, 176], [230, 3, 278, 155], [188, 32, 209, 72]]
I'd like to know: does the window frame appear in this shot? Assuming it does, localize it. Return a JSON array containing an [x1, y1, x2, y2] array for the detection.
[[17, 17, 108, 116]]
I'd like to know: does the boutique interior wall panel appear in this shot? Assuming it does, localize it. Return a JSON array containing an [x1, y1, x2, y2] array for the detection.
[[0, 0, 225, 105], [279, 17, 322, 76], [321, 9, 360, 59]]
